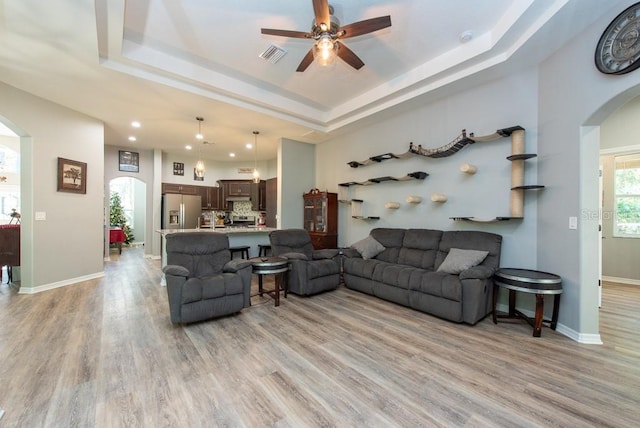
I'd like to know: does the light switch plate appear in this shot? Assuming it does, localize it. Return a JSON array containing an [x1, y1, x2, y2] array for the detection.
[[569, 216, 577, 230], [35, 211, 46, 221]]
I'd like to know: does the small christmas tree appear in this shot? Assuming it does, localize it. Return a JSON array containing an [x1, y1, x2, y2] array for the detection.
[[110, 192, 134, 245]]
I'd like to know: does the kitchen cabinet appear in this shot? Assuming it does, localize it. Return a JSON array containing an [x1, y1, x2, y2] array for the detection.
[[200, 186, 222, 210], [303, 190, 338, 250], [251, 180, 266, 211], [218, 180, 251, 197], [162, 183, 199, 195]]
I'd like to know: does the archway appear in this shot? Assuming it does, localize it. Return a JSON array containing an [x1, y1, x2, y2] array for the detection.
[[107, 176, 147, 258], [581, 85, 640, 341]]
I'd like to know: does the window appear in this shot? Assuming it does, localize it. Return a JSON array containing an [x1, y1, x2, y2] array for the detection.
[[614, 154, 640, 237]]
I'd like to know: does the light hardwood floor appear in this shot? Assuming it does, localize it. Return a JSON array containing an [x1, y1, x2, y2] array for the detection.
[[0, 248, 639, 427]]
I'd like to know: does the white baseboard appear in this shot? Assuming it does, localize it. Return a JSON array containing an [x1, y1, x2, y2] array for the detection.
[[496, 303, 602, 344], [18, 271, 105, 294], [602, 276, 640, 286]]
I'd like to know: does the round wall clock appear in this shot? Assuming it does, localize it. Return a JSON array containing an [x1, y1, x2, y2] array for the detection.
[[595, 2, 640, 75]]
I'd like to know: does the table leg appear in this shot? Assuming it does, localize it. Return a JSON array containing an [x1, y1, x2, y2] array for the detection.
[[533, 294, 544, 337], [118, 242, 122, 255], [258, 274, 264, 296], [492, 283, 498, 324], [550, 293, 561, 330], [508, 289, 516, 317], [283, 267, 288, 299], [274, 273, 280, 307]]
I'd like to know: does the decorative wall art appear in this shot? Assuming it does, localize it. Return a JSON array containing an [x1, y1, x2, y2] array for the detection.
[[57, 157, 87, 194], [119, 150, 139, 172], [173, 162, 184, 176], [193, 168, 204, 181]]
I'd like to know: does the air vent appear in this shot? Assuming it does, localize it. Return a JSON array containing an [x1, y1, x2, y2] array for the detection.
[[259, 45, 287, 64]]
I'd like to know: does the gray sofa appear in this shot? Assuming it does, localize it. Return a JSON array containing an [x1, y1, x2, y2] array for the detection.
[[342, 228, 502, 325]]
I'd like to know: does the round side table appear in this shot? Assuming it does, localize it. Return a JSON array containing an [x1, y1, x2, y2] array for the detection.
[[250, 257, 289, 307], [492, 268, 562, 337]]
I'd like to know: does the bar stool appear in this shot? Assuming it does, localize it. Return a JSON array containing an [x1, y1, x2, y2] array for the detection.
[[229, 245, 250, 259], [258, 244, 271, 257]]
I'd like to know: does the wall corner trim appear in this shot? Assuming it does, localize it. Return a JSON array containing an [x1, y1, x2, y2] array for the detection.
[[17, 271, 105, 294]]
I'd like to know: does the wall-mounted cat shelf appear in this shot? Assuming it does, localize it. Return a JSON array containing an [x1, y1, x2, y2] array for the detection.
[[450, 126, 544, 223], [347, 126, 523, 168], [338, 171, 428, 187]]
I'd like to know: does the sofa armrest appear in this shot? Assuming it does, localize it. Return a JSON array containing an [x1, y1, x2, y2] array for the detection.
[[163, 264, 190, 277], [224, 259, 253, 273], [281, 252, 309, 261], [459, 265, 494, 280], [340, 248, 362, 259], [312, 249, 340, 260]]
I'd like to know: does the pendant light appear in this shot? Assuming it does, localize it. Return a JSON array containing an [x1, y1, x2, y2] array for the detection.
[[252, 131, 260, 183], [194, 117, 205, 178]]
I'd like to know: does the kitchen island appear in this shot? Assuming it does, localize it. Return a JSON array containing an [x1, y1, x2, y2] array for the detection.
[[156, 227, 277, 285]]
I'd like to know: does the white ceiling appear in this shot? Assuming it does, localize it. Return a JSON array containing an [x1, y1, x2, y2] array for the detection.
[[0, 0, 626, 162]]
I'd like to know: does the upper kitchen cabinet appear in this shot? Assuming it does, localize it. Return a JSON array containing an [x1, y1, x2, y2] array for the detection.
[[199, 186, 222, 210], [221, 180, 252, 197], [161, 183, 199, 195]]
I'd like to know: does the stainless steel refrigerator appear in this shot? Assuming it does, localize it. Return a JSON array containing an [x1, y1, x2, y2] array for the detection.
[[162, 194, 202, 229]]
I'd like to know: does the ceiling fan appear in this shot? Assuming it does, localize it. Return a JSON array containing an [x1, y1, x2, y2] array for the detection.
[[261, 0, 391, 72]]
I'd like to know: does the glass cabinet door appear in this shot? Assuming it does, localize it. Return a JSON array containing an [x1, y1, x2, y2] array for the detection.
[[304, 198, 315, 232]]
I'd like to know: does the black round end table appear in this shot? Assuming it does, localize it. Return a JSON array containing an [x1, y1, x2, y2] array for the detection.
[[492, 268, 562, 337], [250, 257, 289, 307]]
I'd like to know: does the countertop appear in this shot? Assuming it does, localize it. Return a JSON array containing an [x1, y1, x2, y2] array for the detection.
[[157, 226, 276, 236]]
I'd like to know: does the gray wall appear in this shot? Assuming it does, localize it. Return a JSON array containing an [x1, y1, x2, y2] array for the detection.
[[161, 151, 273, 185], [317, 68, 539, 271], [0, 81, 104, 292], [279, 138, 315, 229]]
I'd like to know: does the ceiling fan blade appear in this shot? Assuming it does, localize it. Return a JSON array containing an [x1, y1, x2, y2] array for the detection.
[[312, 0, 331, 29], [336, 42, 365, 70], [261, 28, 311, 39], [339, 16, 392, 39], [296, 48, 315, 72]]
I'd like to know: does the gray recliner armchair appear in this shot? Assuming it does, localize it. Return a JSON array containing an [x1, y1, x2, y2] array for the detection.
[[269, 229, 340, 296], [162, 232, 252, 324]]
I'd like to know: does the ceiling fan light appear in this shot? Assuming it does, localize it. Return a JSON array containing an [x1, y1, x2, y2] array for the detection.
[[314, 35, 337, 67]]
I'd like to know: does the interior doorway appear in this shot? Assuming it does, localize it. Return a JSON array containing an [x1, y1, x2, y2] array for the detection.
[[589, 93, 640, 340], [109, 177, 147, 253], [0, 122, 20, 285]]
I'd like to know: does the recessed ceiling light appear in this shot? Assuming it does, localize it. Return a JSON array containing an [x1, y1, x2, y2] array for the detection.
[[128, 136, 137, 142], [459, 30, 473, 43], [229, 153, 236, 158], [131, 121, 141, 128], [185, 145, 192, 150], [246, 143, 253, 149]]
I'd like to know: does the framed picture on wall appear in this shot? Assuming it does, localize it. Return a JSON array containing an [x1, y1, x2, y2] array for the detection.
[[193, 168, 204, 181], [119, 150, 139, 172], [173, 162, 184, 176], [57, 157, 87, 194]]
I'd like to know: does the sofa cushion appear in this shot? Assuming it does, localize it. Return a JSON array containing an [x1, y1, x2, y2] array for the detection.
[[409, 271, 463, 301], [372, 262, 424, 290], [370, 228, 406, 263], [397, 229, 443, 269], [437, 248, 489, 274], [435, 231, 502, 271], [351, 235, 386, 260]]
